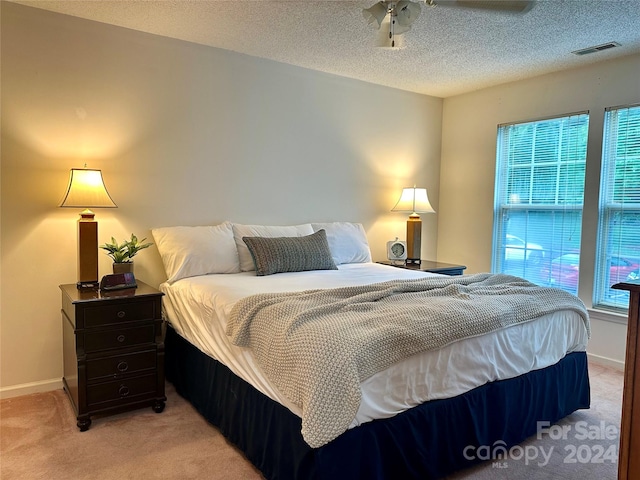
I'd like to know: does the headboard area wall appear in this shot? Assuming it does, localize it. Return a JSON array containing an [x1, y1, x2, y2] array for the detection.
[[1, 2, 443, 393]]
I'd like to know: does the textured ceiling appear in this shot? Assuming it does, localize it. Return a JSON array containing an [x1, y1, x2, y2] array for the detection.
[[11, 0, 640, 97]]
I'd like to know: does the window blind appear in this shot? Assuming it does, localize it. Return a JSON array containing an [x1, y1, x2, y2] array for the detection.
[[493, 113, 589, 294], [595, 104, 640, 310]]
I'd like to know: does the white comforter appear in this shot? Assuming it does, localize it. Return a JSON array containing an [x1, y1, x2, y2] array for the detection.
[[161, 263, 589, 430]]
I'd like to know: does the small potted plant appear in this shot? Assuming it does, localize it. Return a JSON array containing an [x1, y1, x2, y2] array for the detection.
[[100, 234, 153, 274]]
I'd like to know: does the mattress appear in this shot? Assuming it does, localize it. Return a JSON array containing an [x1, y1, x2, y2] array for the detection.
[[160, 262, 589, 429]]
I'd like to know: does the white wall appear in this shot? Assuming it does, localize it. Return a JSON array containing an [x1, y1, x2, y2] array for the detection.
[[0, 3, 443, 395], [439, 53, 640, 367]]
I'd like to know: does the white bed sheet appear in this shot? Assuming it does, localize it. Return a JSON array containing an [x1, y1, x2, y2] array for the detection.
[[161, 263, 589, 428]]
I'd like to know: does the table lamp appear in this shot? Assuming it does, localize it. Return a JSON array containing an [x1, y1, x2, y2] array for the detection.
[[59, 168, 117, 288], [391, 186, 435, 265]]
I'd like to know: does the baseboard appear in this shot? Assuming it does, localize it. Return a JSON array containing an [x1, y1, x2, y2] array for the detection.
[[0, 378, 63, 400], [587, 352, 625, 371]]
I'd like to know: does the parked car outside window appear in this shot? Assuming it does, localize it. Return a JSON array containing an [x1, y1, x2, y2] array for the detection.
[[541, 253, 639, 291], [504, 234, 545, 266]]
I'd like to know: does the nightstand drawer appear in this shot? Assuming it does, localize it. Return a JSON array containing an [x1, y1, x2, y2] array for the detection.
[[84, 325, 155, 353], [86, 349, 157, 381], [86, 373, 157, 407], [83, 300, 155, 327]]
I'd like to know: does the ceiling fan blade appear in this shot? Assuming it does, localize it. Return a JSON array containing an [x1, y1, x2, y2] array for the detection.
[[432, 0, 534, 13]]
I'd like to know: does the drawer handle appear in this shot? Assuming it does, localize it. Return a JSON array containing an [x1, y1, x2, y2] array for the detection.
[[117, 361, 129, 372], [117, 334, 126, 343], [117, 311, 126, 318], [118, 385, 130, 397]]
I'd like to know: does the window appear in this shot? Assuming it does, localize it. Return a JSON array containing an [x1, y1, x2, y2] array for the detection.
[[595, 104, 640, 310], [493, 113, 589, 295]]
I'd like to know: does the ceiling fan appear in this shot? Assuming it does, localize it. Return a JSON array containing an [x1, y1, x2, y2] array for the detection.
[[363, 0, 535, 47]]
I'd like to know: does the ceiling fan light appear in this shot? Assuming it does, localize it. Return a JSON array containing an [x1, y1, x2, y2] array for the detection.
[[363, 2, 389, 28], [395, 17, 416, 30], [396, 0, 422, 28]]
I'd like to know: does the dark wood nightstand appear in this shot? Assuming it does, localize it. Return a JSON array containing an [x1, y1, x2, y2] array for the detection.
[[612, 280, 640, 480], [60, 281, 166, 431], [378, 260, 467, 276]]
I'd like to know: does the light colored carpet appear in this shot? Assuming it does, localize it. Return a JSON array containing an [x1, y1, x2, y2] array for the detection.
[[0, 361, 623, 480]]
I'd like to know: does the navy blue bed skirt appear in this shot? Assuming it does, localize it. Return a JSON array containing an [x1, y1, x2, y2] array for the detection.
[[165, 324, 590, 480]]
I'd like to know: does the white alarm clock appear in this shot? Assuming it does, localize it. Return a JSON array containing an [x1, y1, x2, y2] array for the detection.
[[387, 237, 407, 262]]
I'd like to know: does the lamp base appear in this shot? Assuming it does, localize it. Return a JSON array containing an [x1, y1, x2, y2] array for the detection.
[[406, 215, 422, 264], [405, 259, 421, 266], [77, 210, 99, 288], [77, 281, 99, 290]]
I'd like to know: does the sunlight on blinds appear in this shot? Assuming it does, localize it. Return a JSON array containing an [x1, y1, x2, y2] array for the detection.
[[595, 104, 640, 310], [493, 113, 589, 294]]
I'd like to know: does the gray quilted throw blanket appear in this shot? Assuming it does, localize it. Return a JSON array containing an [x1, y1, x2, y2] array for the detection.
[[226, 273, 589, 448]]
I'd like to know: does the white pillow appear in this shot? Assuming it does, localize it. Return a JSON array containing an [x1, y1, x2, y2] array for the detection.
[[151, 222, 240, 283], [311, 222, 372, 264], [232, 223, 314, 272]]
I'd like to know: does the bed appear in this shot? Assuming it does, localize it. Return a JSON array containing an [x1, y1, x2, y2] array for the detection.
[[152, 221, 591, 480]]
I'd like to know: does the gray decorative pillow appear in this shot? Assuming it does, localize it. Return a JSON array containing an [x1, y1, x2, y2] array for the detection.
[[242, 229, 338, 276]]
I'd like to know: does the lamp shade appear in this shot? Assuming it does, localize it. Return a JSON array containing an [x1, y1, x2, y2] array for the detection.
[[391, 187, 435, 214], [59, 168, 117, 208]]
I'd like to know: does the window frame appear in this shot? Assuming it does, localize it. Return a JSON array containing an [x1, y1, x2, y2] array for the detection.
[[594, 103, 640, 311], [492, 111, 589, 293]]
